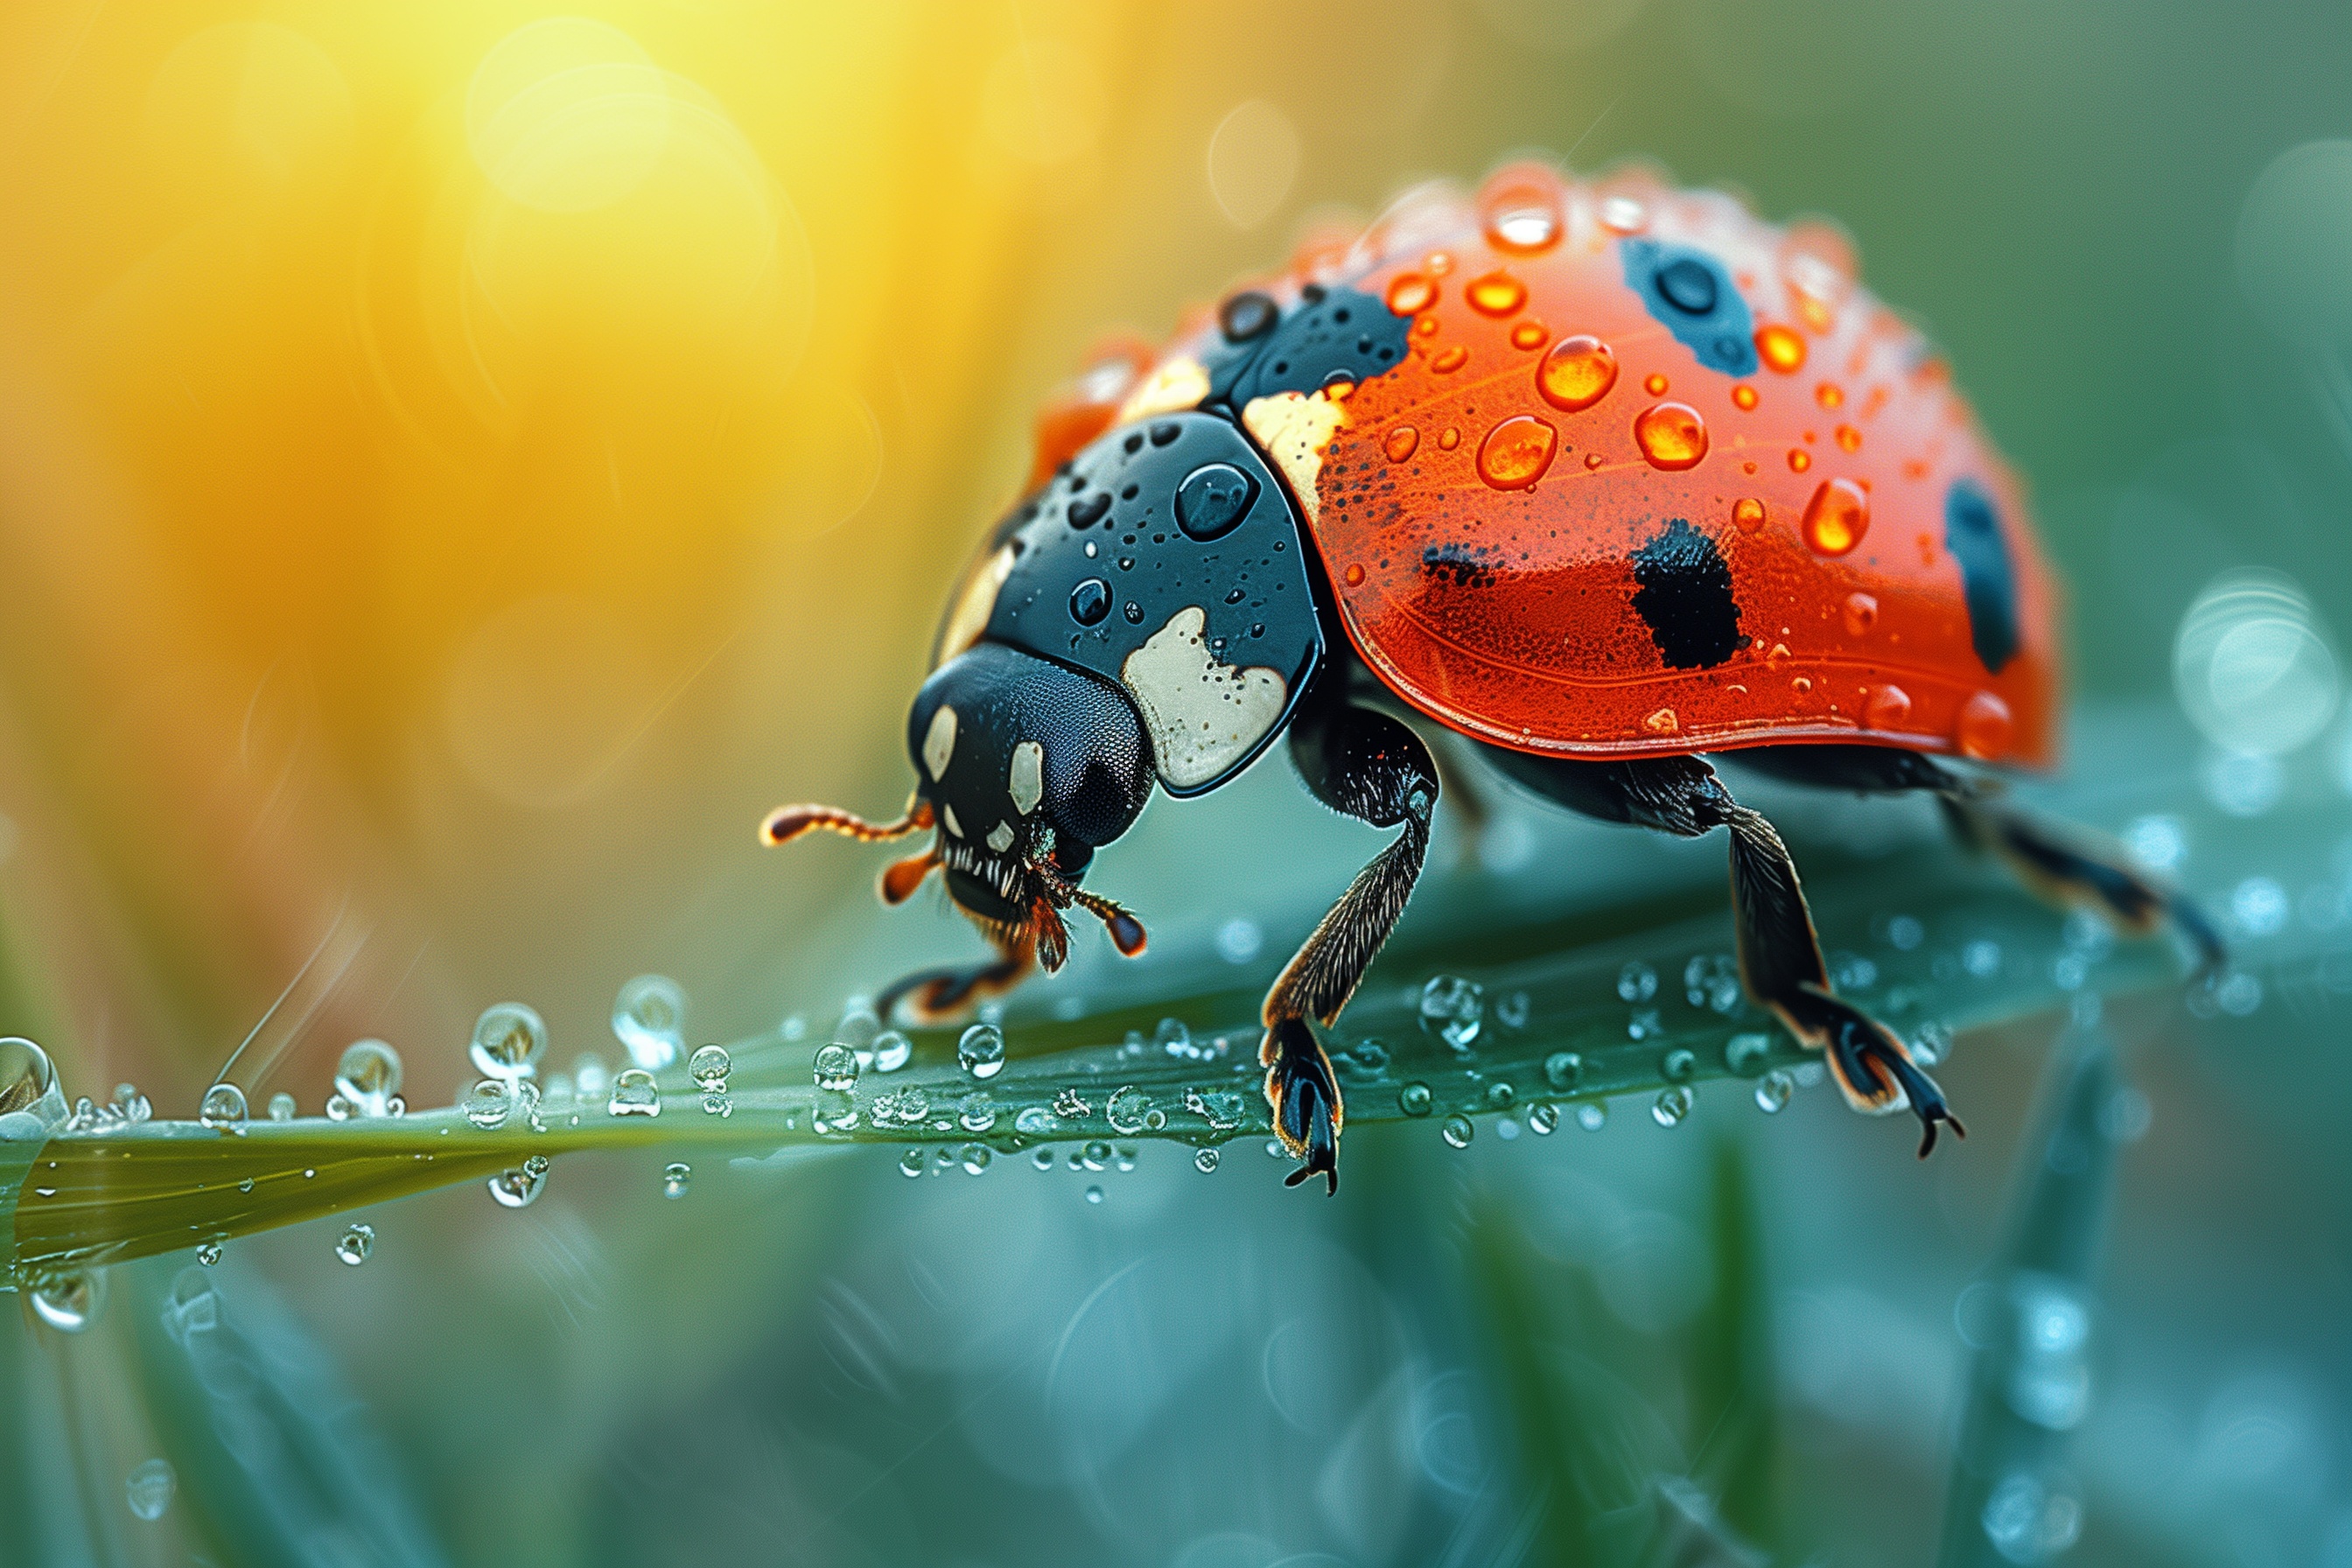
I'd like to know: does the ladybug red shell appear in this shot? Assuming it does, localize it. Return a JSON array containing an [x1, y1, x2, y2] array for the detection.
[[768, 158, 2216, 1195], [1061, 163, 2054, 771]]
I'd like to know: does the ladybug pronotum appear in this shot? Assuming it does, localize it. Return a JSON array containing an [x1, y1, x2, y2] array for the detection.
[[765, 161, 2221, 1194]]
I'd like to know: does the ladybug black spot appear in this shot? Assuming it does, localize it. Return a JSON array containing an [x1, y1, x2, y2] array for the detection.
[[1149, 422, 1181, 447], [1123, 432, 1144, 455], [1945, 480, 2019, 672], [1219, 290, 1278, 343], [1629, 518, 1742, 669]]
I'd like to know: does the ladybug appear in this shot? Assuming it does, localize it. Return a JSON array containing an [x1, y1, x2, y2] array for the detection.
[[764, 161, 2221, 1194]]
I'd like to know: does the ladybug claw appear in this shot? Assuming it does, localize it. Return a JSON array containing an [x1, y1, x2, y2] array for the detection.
[[1263, 1016, 1342, 1196]]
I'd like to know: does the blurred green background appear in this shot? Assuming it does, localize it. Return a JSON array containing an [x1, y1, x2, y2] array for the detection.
[[3, 1, 2350, 1564]]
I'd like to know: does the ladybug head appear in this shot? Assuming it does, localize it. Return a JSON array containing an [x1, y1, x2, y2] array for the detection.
[[765, 642, 1154, 989]]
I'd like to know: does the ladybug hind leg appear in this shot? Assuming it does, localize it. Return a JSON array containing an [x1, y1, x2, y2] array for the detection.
[[1478, 748, 1962, 1158], [1262, 682, 1441, 1194]]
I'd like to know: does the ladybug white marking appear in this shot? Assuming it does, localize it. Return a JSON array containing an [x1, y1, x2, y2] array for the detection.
[[923, 705, 958, 780], [937, 547, 1013, 666], [986, 820, 1016, 853], [1242, 390, 1348, 523], [942, 802, 964, 838], [1114, 355, 1209, 425], [1009, 740, 1044, 816], [1119, 606, 1285, 790]]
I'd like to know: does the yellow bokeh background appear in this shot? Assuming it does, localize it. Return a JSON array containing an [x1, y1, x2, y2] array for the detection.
[[0, 0, 1483, 1105]]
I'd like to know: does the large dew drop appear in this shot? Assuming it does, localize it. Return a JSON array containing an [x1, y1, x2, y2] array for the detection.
[[29, 1269, 105, 1332], [462, 1078, 514, 1129], [199, 1082, 248, 1131], [1420, 976, 1484, 1049], [1536, 334, 1618, 412], [612, 976, 686, 1071], [1801, 478, 1869, 556], [1634, 402, 1708, 471], [662, 1161, 690, 1199], [125, 1459, 176, 1522], [334, 1040, 403, 1118], [1466, 270, 1527, 317], [813, 1043, 859, 1092], [956, 1024, 1005, 1081], [688, 1044, 731, 1090], [335, 1223, 374, 1266], [487, 1155, 550, 1208], [1476, 415, 1558, 489], [0, 1036, 66, 1133], [470, 1002, 548, 1082], [607, 1068, 661, 1117]]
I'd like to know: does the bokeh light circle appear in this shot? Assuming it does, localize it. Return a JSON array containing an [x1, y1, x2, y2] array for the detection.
[[2236, 140, 2352, 347], [467, 19, 672, 214], [2174, 569, 2340, 757], [1207, 101, 1300, 229]]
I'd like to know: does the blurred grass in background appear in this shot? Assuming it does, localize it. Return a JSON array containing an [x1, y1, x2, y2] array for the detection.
[[2, 1, 2350, 1564]]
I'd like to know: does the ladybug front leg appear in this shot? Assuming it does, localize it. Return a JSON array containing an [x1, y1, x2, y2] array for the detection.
[[877, 922, 1037, 1028], [1263, 688, 1440, 1194]]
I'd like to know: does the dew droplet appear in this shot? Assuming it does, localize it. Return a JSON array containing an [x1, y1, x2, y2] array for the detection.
[[1510, 320, 1548, 351], [612, 976, 686, 1071], [1084, 1184, 1104, 1204], [1721, 499, 1764, 538], [1106, 1086, 1150, 1135], [1598, 195, 1648, 234], [1958, 690, 2014, 760], [1801, 478, 1868, 555], [1643, 373, 1669, 396], [1617, 961, 1658, 1003], [1527, 1102, 1560, 1135], [959, 1094, 997, 1133], [1755, 324, 1806, 373], [1634, 402, 1708, 470], [1013, 1105, 1058, 1136], [1438, 427, 1460, 450], [1466, 270, 1526, 317], [112, 1082, 150, 1124], [1419, 975, 1484, 1048], [1432, 345, 1468, 374], [126, 1459, 176, 1522], [1482, 187, 1560, 254], [461, 1078, 513, 1129], [1343, 563, 1366, 586], [0, 1037, 65, 1132], [1385, 273, 1434, 315], [335, 1223, 374, 1266], [487, 1157, 548, 1208], [1755, 1070, 1794, 1113], [573, 1051, 611, 1099], [199, 1082, 248, 1130], [1440, 1113, 1475, 1149], [689, 1044, 732, 1090], [1865, 684, 1914, 729], [1398, 1081, 1434, 1116], [1476, 414, 1558, 488], [1726, 1032, 1774, 1074], [814, 1042, 860, 1092], [266, 1091, 297, 1123], [1835, 423, 1862, 453], [607, 1068, 661, 1118], [1844, 592, 1879, 635], [1544, 1051, 1584, 1091], [1662, 1048, 1698, 1081], [871, 1030, 912, 1073], [29, 1269, 104, 1332], [195, 1241, 222, 1266], [1536, 334, 1618, 411], [1384, 425, 1419, 463], [334, 1040, 403, 1118], [1653, 1085, 1693, 1126], [662, 1161, 691, 1199], [1732, 384, 1759, 410], [470, 1002, 548, 1082], [1194, 1145, 1220, 1172], [956, 1024, 1005, 1080]]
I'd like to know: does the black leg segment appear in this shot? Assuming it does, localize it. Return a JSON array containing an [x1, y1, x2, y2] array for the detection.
[[1264, 686, 1440, 1194], [1487, 747, 1964, 1156]]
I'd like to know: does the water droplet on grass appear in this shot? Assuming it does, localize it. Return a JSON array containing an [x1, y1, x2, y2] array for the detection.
[[267, 1091, 297, 1122], [1544, 1052, 1583, 1089], [335, 1223, 374, 1266], [335, 1040, 403, 1117], [962, 1143, 993, 1174], [872, 1030, 913, 1073], [1441, 1113, 1475, 1149], [1420, 976, 1484, 1048], [1106, 1086, 1150, 1134], [1653, 1085, 1693, 1125], [31, 1270, 103, 1331], [1577, 1102, 1607, 1131], [487, 1156, 549, 1208], [1084, 1185, 1104, 1204], [608, 1068, 660, 1117], [1398, 1082, 1434, 1116], [612, 976, 686, 1071], [199, 1082, 247, 1130], [1194, 1146, 1220, 1172], [689, 1044, 732, 1089], [195, 1242, 222, 1266], [1617, 961, 1658, 1003], [1755, 1071, 1794, 1113], [663, 1161, 691, 1198], [957, 1025, 1004, 1080], [471, 1002, 548, 1082], [1527, 1103, 1559, 1135], [463, 1079, 513, 1128], [814, 1044, 859, 1092]]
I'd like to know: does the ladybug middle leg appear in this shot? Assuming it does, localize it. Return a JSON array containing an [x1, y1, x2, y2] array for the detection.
[[876, 924, 1038, 1028], [1264, 678, 1441, 1194], [1482, 749, 1964, 1158], [1731, 745, 2225, 974]]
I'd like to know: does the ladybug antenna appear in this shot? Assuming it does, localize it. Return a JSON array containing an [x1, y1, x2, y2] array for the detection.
[[760, 795, 933, 848], [1069, 888, 1148, 957], [879, 847, 940, 906]]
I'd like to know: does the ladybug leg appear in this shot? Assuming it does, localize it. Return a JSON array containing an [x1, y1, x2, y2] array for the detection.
[[1477, 749, 1962, 1158], [876, 922, 1037, 1029], [1263, 690, 1441, 1194], [1731, 744, 2225, 975]]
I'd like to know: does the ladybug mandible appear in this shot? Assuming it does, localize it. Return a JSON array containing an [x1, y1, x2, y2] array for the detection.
[[765, 161, 2221, 1194]]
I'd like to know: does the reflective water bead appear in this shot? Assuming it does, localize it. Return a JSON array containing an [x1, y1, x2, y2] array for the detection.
[[872, 1030, 913, 1073], [1598, 195, 1647, 233], [1084, 1185, 1104, 1204], [1440, 1113, 1475, 1149], [1732, 383, 1759, 410], [1755, 1071, 1794, 1114], [1544, 1051, 1583, 1090], [1106, 1086, 1150, 1135], [1911, 1020, 1954, 1067], [267, 1091, 298, 1122], [1616, 961, 1658, 1003], [1801, 478, 1869, 556], [462, 1078, 513, 1129], [1497, 990, 1531, 1029], [1662, 1048, 1698, 1081], [1536, 334, 1618, 411], [1078, 1139, 1110, 1172], [1194, 1146, 1220, 1173], [1653, 1085, 1693, 1126], [1476, 415, 1558, 488], [1384, 425, 1419, 463], [1958, 690, 2014, 761], [1577, 1102, 1607, 1131], [1031, 1147, 1054, 1170], [197, 1082, 248, 1130], [470, 1002, 548, 1082], [126, 1459, 176, 1521], [663, 1161, 692, 1198], [1431, 345, 1468, 373], [1755, 323, 1806, 373], [1398, 1081, 1434, 1116], [5, 1037, 72, 1128], [689, 1044, 731, 1090], [958, 1024, 1006, 1080], [1419, 975, 1484, 1048], [1527, 1102, 1560, 1135], [612, 976, 686, 1071], [1013, 1105, 1058, 1135], [573, 1051, 611, 1099], [487, 1157, 548, 1208], [1634, 402, 1708, 470], [195, 1242, 223, 1267], [1510, 320, 1549, 350], [607, 1068, 660, 1117], [814, 1043, 860, 1092], [1053, 1088, 1091, 1119], [1732, 497, 1767, 533], [959, 1095, 998, 1133], [29, 1269, 104, 1332], [1726, 1032, 1774, 1074], [112, 1082, 150, 1124], [334, 1039, 403, 1117], [1466, 270, 1527, 316], [1385, 273, 1434, 315], [335, 1223, 374, 1266]]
